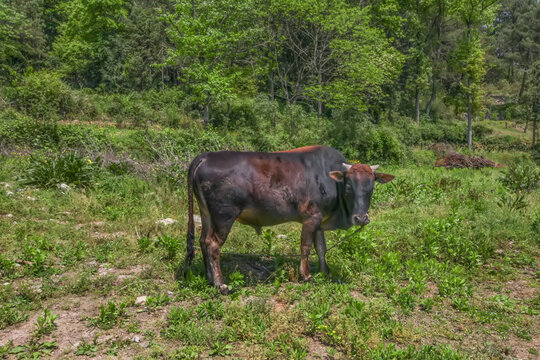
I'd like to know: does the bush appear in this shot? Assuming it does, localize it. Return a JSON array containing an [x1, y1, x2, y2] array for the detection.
[[10, 70, 74, 121], [21, 151, 101, 188], [0, 110, 60, 148], [499, 164, 540, 193]]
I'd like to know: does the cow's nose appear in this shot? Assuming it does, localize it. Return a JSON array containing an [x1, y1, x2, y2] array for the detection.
[[353, 214, 370, 225]]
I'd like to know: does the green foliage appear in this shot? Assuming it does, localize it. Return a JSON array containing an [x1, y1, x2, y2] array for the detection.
[[90, 301, 126, 330], [75, 341, 98, 356], [53, 0, 128, 87], [156, 235, 180, 260], [146, 293, 170, 308], [10, 70, 74, 121], [21, 152, 101, 189], [499, 164, 540, 193], [372, 344, 463, 359], [34, 309, 58, 336]]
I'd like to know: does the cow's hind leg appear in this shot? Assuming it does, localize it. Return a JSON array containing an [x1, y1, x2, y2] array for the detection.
[[205, 207, 239, 293], [314, 230, 330, 274], [198, 210, 213, 283]]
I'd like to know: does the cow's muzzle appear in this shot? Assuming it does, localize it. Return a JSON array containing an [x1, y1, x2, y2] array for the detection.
[[353, 214, 370, 226]]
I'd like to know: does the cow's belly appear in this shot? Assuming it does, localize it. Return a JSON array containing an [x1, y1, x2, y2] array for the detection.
[[236, 207, 300, 227]]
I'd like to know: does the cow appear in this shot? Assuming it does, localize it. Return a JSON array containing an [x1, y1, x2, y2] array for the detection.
[[183, 145, 394, 293]]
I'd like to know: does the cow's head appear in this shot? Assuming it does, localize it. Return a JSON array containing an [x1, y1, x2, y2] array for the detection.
[[329, 163, 394, 226]]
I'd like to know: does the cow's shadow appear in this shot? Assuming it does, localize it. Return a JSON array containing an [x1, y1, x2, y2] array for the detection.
[[189, 253, 341, 286]]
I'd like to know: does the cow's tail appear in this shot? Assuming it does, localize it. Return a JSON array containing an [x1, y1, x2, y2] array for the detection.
[[182, 158, 199, 278]]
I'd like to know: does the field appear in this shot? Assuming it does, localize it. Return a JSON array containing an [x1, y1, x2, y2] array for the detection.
[[0, 123, 539, 359]]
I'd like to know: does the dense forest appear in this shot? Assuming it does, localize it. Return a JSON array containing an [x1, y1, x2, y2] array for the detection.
[[0, 0, 539, 162]]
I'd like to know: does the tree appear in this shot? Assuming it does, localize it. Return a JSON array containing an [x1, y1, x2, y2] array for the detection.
[[265, 0, 403, 114], [52, 0, 127, 88], [450, 0, 498, 150], [163, 0, 259, 126]]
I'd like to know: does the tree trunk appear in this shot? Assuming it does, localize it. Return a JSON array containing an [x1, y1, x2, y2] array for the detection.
[[466, 27, 473, 151], [533, 99, 538, 148], [425, 74, 436, 117], [203, 102, 210, 127], [269, 70, 275, 100], [518, 69, 527, 103], [415, 86, 420, 125], [467, 77, 473, 150]]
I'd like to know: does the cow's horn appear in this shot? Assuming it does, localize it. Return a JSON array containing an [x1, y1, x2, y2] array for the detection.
[[343, 163, 352, 171], [370, 165, 379, 171]]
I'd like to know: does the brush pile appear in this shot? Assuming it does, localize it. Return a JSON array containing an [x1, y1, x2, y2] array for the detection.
[[434, 151, 502, 169]]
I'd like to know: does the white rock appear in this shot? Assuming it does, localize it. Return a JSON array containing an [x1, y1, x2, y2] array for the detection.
[[3, 183, 10, 188], [156, 218, 176, 226], [133, 336, 140, 343], [193, 215, 202, 225], [5, 214, 13, 218], [58, 183, 71, 192], [26, 196, 36, 201], [3, 282, 10, 286], [167, 291, 174, 296], [6, 191, 14, 196], [277, 234, 288, 239], [135, 295, 147, 305]]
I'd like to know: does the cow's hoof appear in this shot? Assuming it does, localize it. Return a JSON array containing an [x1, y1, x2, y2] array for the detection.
[[302, 276, 314, 283], [219, 284, 229, 295]]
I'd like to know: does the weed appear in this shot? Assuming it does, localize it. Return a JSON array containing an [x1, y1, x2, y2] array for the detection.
[[209, 341, 233, 356], [75, 341, 98, 356], [34, 308, 58, 336], [499, 164, 540, 193], [228, 270, 245, 292], [21, 152, 101, 189], [146, 293, 170, 308], [196, 300, 224, 320], [497, 192, 528, 211], [137, 236, 154, 253], [90, 301, 126, 330], [157, 235, 180, 260], [372, 343, 463, 359]]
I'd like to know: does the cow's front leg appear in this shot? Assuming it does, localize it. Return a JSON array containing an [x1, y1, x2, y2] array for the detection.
[[314, 230, 330, 274], [300, 206, 322, 281]]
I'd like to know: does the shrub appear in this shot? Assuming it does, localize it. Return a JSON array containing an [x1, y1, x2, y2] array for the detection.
[[21, 151, 101, 188], [10, 70, 74, 121], [499, 164, 540, 193]]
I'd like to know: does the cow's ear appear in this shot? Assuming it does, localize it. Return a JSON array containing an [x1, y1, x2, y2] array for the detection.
[[375, 172, 394, 183], [329, 171, 345, 182]]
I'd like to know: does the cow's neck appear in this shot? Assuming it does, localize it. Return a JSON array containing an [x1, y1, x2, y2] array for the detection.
[[327, 182, 352, 230]]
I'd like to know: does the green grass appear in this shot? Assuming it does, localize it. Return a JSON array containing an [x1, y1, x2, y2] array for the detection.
[[0, 131, 538, 359]]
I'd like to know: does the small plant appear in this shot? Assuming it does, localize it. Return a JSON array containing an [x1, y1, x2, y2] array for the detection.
[[168, 306, 193, 326], [137, 236, 154, 253], [420, 298, 435, 312], [497, 192, 528, 212], [75, 341, 98, 356], [146, 293, 170, 308], [499, 164, 540, 193], [23, 244, 48, 275], [0, 254, 15, 278], [157, 235, 180, 260], [195, 300, 224, 320], [34, 309, 58, 336], [262, 228, 276, 254], [228, 270, 245, 292], [90, 301, 126, 330], [209, 341, 233, 356]]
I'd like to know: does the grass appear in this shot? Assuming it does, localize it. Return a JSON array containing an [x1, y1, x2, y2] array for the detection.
[[0, 127, 538, 358]]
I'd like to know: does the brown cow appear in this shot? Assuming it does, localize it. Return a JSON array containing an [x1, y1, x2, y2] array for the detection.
[[183, 146, 394, 293]]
